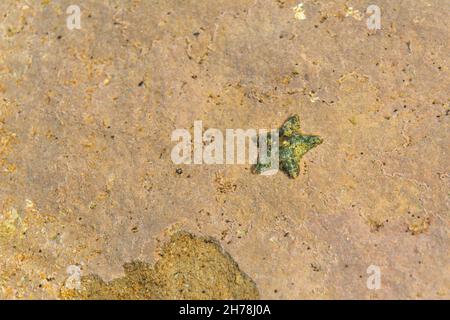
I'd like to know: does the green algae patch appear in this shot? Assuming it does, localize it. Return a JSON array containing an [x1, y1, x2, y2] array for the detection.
[[60, 232, 259, 300], [254, 115, 323, 178]]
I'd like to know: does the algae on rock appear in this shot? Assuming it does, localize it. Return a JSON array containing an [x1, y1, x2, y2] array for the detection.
[[60, 232, 259, 300]]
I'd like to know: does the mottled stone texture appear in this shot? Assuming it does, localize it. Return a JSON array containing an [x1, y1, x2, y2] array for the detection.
[[0, 0, 449, 299], [60, 232, 259, 300]]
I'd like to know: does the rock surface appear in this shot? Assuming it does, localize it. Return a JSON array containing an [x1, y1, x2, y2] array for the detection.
[[0, 0, 449, 299], [60, 232, 259, 299]]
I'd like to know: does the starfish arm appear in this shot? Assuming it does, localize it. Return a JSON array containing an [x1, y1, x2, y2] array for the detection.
[[253, 162, 273, 174], [280, 115, 301, 137], [300, 134, 323, 146], [280, 157, 300, 178], [289, 135, 323, 153]]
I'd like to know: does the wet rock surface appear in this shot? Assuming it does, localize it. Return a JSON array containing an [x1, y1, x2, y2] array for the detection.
[[60, 232, 259, 300], [0, 0, 448, 299]]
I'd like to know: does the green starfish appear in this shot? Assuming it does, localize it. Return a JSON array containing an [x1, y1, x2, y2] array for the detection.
[[253, 115, 323, 178]]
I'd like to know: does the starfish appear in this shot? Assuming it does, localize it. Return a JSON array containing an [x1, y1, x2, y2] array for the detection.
[[253, 115, 323, 178]]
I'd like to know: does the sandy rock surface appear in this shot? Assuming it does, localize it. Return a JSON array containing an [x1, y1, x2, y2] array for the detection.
[[0, 0, 449, 299]]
